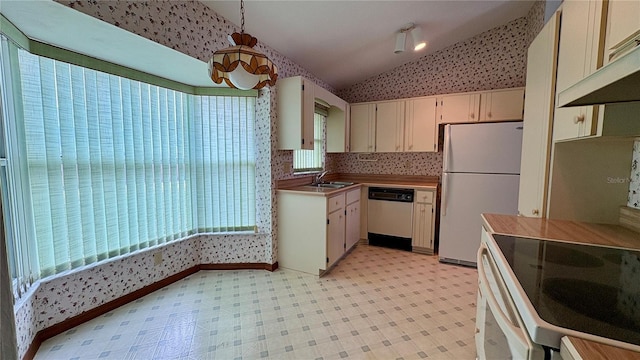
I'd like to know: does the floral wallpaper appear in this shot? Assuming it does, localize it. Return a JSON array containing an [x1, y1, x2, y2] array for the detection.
[[10, 1, 547, 358], [331, 1, 545, 176], [628, 141, 640, 209]]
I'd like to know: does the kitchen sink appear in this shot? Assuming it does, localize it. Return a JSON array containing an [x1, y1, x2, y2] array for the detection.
[[302, 182, 355, 189], [305, 183, 346, 189]]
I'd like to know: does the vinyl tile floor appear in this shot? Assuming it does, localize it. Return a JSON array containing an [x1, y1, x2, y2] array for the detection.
[[34, 245, 478, 360]]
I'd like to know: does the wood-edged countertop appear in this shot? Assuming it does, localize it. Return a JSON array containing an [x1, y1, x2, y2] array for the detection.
[[482, 213, 640, 249], [562, 336, 640, 360], [277, 173, 438, 196], [483, 213, 640, 358]]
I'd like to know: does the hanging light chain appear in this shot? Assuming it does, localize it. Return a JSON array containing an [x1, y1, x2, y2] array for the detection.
[[240, 0, 245, 34]]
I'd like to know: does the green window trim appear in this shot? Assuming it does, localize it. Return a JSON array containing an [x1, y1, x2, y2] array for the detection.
[[0, 14, 257, 97]]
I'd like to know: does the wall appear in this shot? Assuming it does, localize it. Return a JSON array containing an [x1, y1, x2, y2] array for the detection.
[[329, 1, 545, 177]]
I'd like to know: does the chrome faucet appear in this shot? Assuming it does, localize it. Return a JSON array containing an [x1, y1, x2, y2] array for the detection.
[[313, 170, 328, 185]]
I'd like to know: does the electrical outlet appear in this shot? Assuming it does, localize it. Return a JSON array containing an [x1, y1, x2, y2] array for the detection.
[[283, 161, 292, 173], [153, 251, 163, 266], [405, 160, 412, 169]]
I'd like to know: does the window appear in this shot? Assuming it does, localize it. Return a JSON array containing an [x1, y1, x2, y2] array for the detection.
[[293, 112, 324, 172], [0, 36, 256, 296]]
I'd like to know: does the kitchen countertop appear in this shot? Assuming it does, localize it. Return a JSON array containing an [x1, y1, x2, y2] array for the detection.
[[277, 183, 362, 196], [482, 213, 640, 249], [276, 173, 438, 196], [482, 213, 640, 358]]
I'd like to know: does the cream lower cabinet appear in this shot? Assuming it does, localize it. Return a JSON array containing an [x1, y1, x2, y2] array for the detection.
[[278, 187, 361, 275], [345, 189, 361, 251], [412, 190, 435, 255]]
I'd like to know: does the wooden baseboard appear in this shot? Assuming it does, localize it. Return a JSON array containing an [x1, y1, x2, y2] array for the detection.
[[23, 261, 278, 360]]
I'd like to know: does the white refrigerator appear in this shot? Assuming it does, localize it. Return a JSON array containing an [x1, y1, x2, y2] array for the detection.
[[439, 121, 523, 266]]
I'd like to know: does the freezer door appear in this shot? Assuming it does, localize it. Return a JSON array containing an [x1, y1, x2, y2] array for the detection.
[[439, 173, 519, 265], [443, 122, 523, 174]]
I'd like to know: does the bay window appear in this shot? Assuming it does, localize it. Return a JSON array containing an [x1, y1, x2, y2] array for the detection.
[[0, 34, 256, 297]]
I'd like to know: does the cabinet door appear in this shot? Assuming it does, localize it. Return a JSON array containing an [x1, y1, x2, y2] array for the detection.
[[552, 0, 605, 141], [345, 201, 360, 251], [350, 103, 376, 152], [327, 104, 349, 153], [277, 76, 315, 150], [604, 0, 640, 63], [375, 101, 405, 152], [438, 93, 480, 123], [479, 88, 525, 122], [411, 202, 434, 252], [327, 209, 346, 268], [405, 97, 437, 152], [518, 11, 560, 218]]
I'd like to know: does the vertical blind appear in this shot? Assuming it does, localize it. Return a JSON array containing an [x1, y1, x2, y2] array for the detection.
[[0, 38, 256, 295], [293, 113, 324, 172], [192, 96, 255, 232]]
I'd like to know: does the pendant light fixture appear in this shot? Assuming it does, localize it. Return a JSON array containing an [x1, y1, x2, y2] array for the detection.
[[208, 0, 278, 90]]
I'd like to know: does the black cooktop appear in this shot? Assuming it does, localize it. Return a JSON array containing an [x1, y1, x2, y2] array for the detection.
[[493, 234, 640, 346]]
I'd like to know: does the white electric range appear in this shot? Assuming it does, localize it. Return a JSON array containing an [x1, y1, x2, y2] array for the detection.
[[476, 228, 640, 359]]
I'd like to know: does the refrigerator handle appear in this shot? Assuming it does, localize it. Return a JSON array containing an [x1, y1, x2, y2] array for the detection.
[[443, 124, 451, 172], [441, 172, 448, 217]]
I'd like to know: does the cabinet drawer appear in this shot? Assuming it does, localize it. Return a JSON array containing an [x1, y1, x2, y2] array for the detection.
[[415, 190, 434, 204], [346, 188, 360, 205], [328, 193, 345, 213]]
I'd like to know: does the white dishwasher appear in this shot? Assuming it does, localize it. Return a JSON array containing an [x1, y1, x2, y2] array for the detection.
[[367, 187, 414, 251]]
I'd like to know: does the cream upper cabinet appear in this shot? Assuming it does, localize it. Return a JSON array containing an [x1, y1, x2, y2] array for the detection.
[[604, 0, 640, 63], [552, 0, 606, 141], [277, 76, 314, 150], [405, 97, 437, 152], [437, 92, 480, 123], [375, 100, 405, 152], [518, 11, 560, 218], [327, 103, 350, 153], [350, 103, 376, 152], [412, 190, 435, 254], [479, 88, 525, 122], [278, 76, 349, 151]]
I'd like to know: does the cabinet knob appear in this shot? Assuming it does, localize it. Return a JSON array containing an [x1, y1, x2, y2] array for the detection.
[[532, 209, 539, 216], [470, 113, 475, 119], [487, 112, 492, 118], [574, 114, 585, 124], [409, 145, 413, 150]]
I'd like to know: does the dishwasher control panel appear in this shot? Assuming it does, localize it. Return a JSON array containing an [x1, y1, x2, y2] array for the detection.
[[368, 187, 414, 202]]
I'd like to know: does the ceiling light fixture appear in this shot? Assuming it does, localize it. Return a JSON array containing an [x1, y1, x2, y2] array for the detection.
[[394, 23, 428, 54], [208, 0, 278, 90]]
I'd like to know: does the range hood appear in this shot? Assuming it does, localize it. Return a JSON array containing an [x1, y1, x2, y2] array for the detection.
[[557, 44, 640, 107]]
